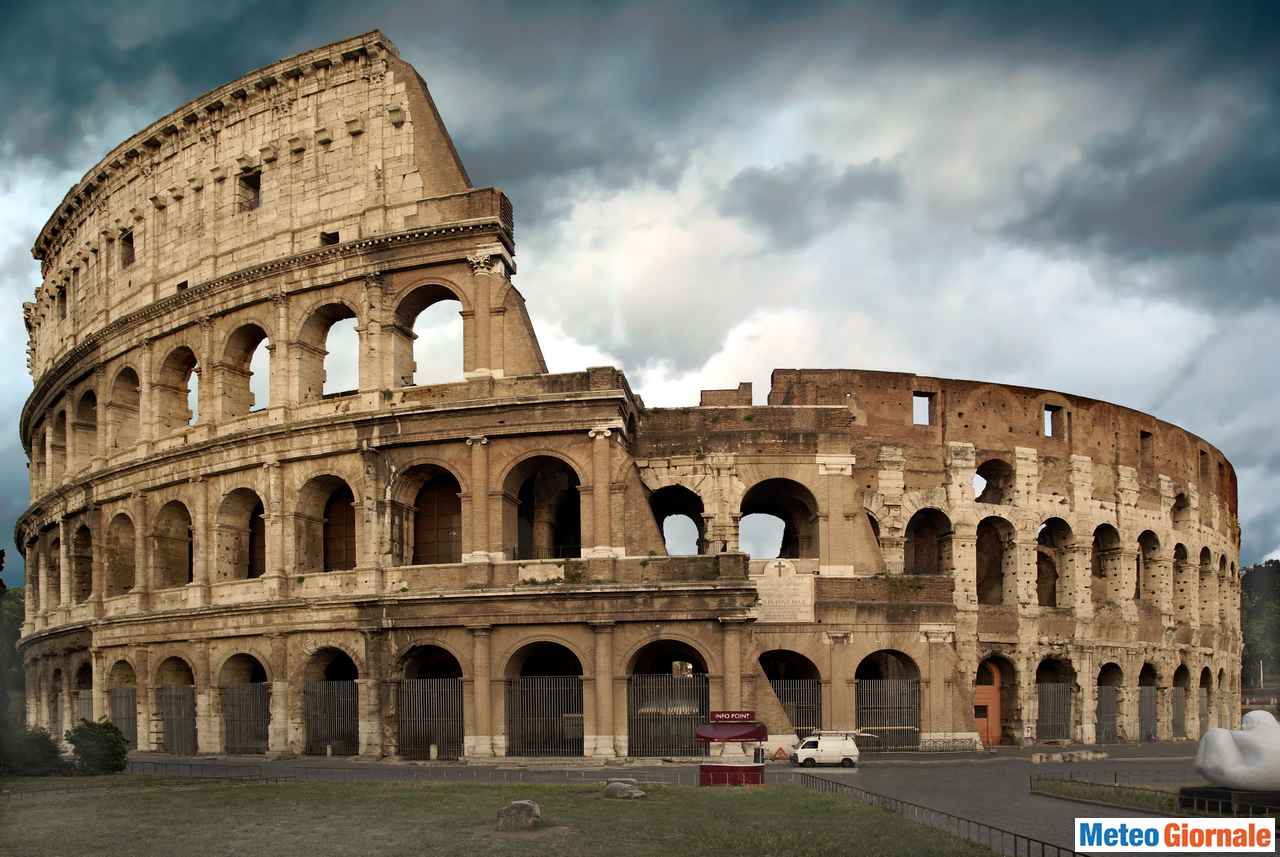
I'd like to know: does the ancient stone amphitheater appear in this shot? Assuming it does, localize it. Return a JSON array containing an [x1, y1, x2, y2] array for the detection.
[[16, 31, 1241, 760]]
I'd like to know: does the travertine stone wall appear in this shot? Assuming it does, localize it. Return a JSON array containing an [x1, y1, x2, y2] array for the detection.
[[18, 31, 1241, 758]]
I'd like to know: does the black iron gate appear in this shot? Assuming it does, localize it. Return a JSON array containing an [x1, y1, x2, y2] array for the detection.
[[855, 679, 920, 751], [770, 679, 822, 739], [109, 687, 137, 748], [1036, 682, 1072, 741], [221, 684, 270, 754], [303, 680, 358, 756], [1095, 686, 1120, 744], [72, 691, 93, 725], [398, 678, 464, 759], [156, 686, 197, 755], [1139, 686, 1158, 741], [627, 674, 708, 757], [505, 676, 583, 757], [1173, 688, 1187, 738]]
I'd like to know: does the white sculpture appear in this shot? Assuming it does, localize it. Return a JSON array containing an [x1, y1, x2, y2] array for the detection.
[[1196, 709, 1280, 790]]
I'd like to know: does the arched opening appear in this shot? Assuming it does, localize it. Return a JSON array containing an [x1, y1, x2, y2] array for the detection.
[[648, 485, 705, 556], [297, 303, 359, 400], [1035, 659, 1075, 742], [503, 456, 581, 560], [156, 346, 200, 432], [1138, 663, 1159, 742], [505, 642, 584, 757], [739, 478, 818, 559], [1199, 547, 1217, 629], [108, 367, 141, 451], [45, 535, 62, 607], [107, 661, 137, 749], [303, 648, 359, 756], [393, 284, 464, 386], [408, 467, 462, 565], [627, 640, 709, 757], [1173, 544, 1193, 623], [105, 513, 136, 597], [153, 500, 194, 589], [1199, 667, 1213, 736], [1095, 663, 1124, 744], [976, 516, 1014, 606], [297, 475, 358, 573], [1037, 518, 1072, 607], [867, 511, 881, 546], [1172, 664, 1191, 739], [1136, 530, 1160, 603], [220, 323, 271, 418], [974, 658, 1013, 747], [215, 488, 266, 581], [760, 650, 822, 740], [1172, 493, 1191, 529], [154, 657, 197, 755], [855, 650, 920, 751], [904, 508, 952, 576], [48, 670, 63, 741], [1218, 556, 1229, 627], [71, 524, 92, 603], [974, 458, 1014, 504], [219, 654, 269, 754], [1090, 524, 1122, 605], [72, 663, 93, 724], [398, 645, 464, 759], [74, 390, 98, 467], [49, 408, 67, 482]]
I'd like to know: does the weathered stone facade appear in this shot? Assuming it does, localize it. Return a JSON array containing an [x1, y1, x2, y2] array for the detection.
[[16, 31, 1241, 758]]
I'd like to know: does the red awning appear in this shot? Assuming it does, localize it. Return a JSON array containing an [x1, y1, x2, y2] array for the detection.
[[695, 721, 768, 742]]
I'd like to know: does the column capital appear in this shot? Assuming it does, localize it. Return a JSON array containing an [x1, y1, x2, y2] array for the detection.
[[467, 624, 493, 637], [466, 435, 488, 446]]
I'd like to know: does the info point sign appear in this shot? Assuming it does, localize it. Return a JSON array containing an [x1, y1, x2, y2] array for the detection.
[[1074, 818, 1275, 852]]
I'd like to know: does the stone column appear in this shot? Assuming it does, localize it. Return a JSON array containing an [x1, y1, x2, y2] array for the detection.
[[267, 635, 289, 754], [132, 493, 151, 608], [950, 530, 977, 610], [91, 650, 108, 722], [23, 546, 35, 634], [135, 648, 154, 751], [591, 622, 615, 757], [189, 477, 210, 607], [263, 461, 286, 598], [270, 292, 290, 409], [359, 631, 385, 757], [89, 506, 105, 616], [94, 367, 108, 466], [195, 641, 217, 753], [721, 620, 744, 710], [59, 667, 73, 742], [63, 406, 75, 476], [35, 547, 48, 627], [466, 253, 497, 378], [464, 437, 491, 561], [57, 519, 71, 615], [468, 626, 494, 757]]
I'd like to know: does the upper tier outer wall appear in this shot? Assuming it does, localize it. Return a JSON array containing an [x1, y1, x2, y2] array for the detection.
[[23, 30, 469, 385], [660, 367, 1239, 540]]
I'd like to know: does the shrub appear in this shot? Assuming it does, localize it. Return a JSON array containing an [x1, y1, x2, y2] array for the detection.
[[0, 726, 63, 776], [66, 719, 129, 774]]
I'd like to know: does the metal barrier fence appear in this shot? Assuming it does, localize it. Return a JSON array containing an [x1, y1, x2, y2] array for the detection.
[[627, 674, 709, 757], [1031, 774, 1280, 818], [770, 679, 821, 739], [854, 679, 919, 751], [398, 678, 464, 760], [799, 773, 1079, 857], [71, 691, 93, 725], [1139, 686, 1158, 742], [1036, 683, 1072, 741], [156, 686, 197, 755], [303, 680, 358, 756], [505, 676, 583, 757], [1095, 685, 1119, 743], [1173, 688, 1187, 738], [110, 687, 137, 748], [221, 684, 270, 755]]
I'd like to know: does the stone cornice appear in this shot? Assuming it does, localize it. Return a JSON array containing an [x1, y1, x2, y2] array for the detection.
[[20, 218, 512, 441], [32, 30, 394, 265]]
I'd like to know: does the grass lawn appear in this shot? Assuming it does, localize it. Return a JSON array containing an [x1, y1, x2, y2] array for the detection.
[[1031, 778, 1179, 814], [0, 776, 996, 857]]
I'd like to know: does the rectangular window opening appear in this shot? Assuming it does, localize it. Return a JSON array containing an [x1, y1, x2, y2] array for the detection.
[[912, 392, 934, 426], [237, 171, 261, 212], [1044, 404, 1064, 438], [320, 230, 340, 246], [1140, 430, 1154, 470], [119, 230, 134, 269], [1199, 449, 1210, 483], [176, 280, 188, 293], [57, 289, 67, 320]]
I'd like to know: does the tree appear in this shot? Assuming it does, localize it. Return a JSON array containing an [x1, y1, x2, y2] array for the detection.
[[0, 585, 23, 725], [1242, 560, 1280, 687]]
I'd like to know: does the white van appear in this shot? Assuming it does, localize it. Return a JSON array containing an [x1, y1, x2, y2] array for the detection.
[[790, 731, 862, 768]]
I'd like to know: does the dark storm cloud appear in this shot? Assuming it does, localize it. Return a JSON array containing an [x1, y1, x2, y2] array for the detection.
[[719, 157, 901, 250]]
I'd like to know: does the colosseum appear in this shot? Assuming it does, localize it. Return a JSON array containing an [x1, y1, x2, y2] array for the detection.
[[15, 31, 1241, 761]]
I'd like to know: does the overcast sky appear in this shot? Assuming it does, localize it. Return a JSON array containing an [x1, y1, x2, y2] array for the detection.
[[3, 1, 1279, 586]]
